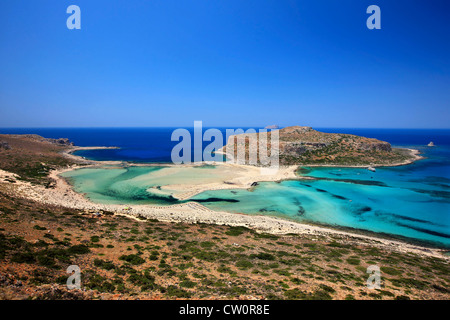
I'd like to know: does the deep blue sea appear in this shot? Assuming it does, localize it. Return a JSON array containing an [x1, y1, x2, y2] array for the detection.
[[0, 127, 258, 163], [1, 127, 449, 247], [1, 127, 449, 162]]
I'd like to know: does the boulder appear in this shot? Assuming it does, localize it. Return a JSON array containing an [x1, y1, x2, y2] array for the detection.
[[48, 138, 74, 146], [0, 141, 11, 150], [357, 141, 392, 152]]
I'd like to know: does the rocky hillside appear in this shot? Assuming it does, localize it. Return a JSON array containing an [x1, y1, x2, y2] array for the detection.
[[1, 191, 449, 300], [221, 126, 417, 166], [0, 134, 73, 185]]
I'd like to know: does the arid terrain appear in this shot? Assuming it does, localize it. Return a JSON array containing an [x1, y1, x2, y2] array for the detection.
[[0, 134, 448, 300]]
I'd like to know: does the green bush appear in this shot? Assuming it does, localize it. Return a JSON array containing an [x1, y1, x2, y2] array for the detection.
[[94, 258, 116, 270], [381, 266, 402, 276], [119, 254, 145, 265], [11, 252, 36, 264], [310, 290, 333, 300], [274, 269, 291, 277], [236, 260, 253, 269], [165, 285, 191, 298], [67, 244, 91, 255], [319, 284, 335, 293], [37, 255, 57, 268], [225, 226, 250, 236], [179, 280, 196, 288], [346, 258, 360, 265], [251, 252, 276, 261], [284, 288, 306, 300], [127, 272, 156, 291], [200, 241, 215, 249]]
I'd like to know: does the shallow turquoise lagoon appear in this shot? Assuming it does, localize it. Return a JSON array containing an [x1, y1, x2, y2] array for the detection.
[[192, 178, 449, 247], [61, 166, 180, 205], [61, 146, 450, 248], [192, 147, 450, 248]]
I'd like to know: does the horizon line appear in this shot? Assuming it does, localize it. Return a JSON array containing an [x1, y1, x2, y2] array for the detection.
[[1, 126, 450, 130]]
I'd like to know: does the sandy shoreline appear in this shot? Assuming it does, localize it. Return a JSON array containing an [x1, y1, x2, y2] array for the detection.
[[1, 144, 448, 259], [161, 163, 299, 200], [62, 146, 122, 165]]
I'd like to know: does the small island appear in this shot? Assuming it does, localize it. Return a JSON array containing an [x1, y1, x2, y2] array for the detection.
[[221, 126, 422, 167]]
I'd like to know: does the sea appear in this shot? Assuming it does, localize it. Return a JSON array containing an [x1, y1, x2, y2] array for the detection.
[[1, 127, 449, 248]]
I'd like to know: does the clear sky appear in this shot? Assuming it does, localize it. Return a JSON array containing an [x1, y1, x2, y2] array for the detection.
[[0, 0, 449, 128]]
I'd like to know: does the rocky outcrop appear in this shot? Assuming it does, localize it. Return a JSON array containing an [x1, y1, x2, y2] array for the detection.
[[281, 142, 328, 156], [0, 141, 11, 150], [47, 138, 74, 147], [221, 125, 412, 166], [355, 140, 391, 152], [281, 126, 314, 135]]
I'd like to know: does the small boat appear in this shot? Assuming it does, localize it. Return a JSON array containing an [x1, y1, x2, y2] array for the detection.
[[367, 166, 376, 172], [427, 141, 435, 147]]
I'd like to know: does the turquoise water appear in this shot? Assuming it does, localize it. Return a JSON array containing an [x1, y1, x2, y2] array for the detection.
[[192, 146, 450, 248], [60, 164, 237, 205], [61, 146, 450, 248], [62, 166, 179, 205]]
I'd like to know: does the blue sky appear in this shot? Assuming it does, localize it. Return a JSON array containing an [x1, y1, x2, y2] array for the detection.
[[0, 0, 449, 128]]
